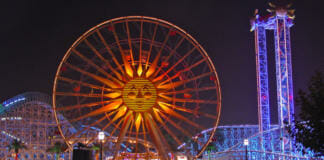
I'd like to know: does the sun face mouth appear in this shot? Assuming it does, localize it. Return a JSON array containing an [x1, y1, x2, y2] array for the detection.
[[136, 101, 144, 105], [122, 78, 157, 112]]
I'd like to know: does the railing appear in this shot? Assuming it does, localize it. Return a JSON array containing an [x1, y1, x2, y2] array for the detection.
[[200, 150, 323, 160]]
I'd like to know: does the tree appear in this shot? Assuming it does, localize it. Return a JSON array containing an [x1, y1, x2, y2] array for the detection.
[[205, 143, 216, 160], [90, 143, 100, 160], [46, 141, 68, 160], [287, 71, 324, 156], [7, 139, 27, 160]]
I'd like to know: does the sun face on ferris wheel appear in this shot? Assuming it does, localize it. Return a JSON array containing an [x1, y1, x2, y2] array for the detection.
[[122, 78, 157, 112], [53, 16, 221, 159]]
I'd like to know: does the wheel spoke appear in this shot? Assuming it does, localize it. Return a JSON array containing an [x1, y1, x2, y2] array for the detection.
[[158, 112, 193, 139], [141, 117, 150, 153], [64, 63, 122, 89], [96, 29, 126, 77], [152, 108, 182, 146], [113, 112, 133, 159], [145, 23, 158, 70], [66, 116, 106, 141], [109, 117, 125, 138], [161, 86, 218, 95], [126, 116, 135, 148], [55, 92, 103, 98], [146, 29, 171, 78], [159, 94, 218, 104], [157, 71, 213, 89], [154, 57, 207, 83], [159, 102, 218, 119], [160, 121, 182, 146], [125, 20, 135, 66], [69, 100, 122, 123], [138, 20, 144, 77], [106, 115, 125, 142], [134, 113, 142, 153], [152, 37, 185, 81], [55, 92, 121, 99], [57, 76, 113, 92], [158, 102, 204, 130], [72, 48, 123, 86], [110, 105, 128, 123], [152, 108, 164, 124], [83, 39, 124, 81], [111, 23, 134, 78], [83, 110, 120, 145], [134, 113, 142, 133], [56, 100, 111, 111], [154, 46, 196, 81], [100, 109, 124, 132], [144, 113, 169, 160], [135, 131, 139, 153], [103, 92, 122, 99]]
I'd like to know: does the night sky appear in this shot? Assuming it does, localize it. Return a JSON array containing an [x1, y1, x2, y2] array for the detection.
[[0, 0, 323, 125]]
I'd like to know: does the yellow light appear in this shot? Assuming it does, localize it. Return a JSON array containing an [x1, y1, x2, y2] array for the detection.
[[158, 102, 171, 113], [152, 108, 163, 123], [104, 92, 121, 99], [137, 64, 143, 76], [135, 113, 142, 131], [112, 105, 128, 121]]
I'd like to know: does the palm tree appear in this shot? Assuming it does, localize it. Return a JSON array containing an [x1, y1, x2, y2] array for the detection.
[[205, 143, 215, 160], [7, 139, 27, 160], [46, 142, 67, 160], [90, 143, 100, 160]]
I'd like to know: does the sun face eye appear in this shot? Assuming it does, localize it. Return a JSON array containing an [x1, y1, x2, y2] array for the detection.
[[128, 92, 136, 99], [143, 85, 149, 90], [131, 85, 136, 90], [144, 92, 152, 99]]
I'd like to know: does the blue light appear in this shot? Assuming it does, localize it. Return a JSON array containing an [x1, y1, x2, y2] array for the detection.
[[2, 97, 26, 107]]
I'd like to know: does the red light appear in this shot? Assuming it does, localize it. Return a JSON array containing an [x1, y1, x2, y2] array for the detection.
[[183, 93, 192, 99], [101, 64, 108, 70], [161, 61, 169, 68], [169, 30, 177, 36], [73, 86, 81, 92], [210, 75, 216, 81], [289, 95, 293, 100], [125, 55, 131, 62], [262, 95, 267, 100], [108, 26, 114, 31], [60, 65, 67, 72]]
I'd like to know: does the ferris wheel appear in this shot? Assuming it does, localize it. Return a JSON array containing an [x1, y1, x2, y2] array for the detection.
[[53, 16, 221, 159]]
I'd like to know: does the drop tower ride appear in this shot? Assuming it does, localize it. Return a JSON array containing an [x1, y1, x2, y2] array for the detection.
[[251, 1, 296, 153]]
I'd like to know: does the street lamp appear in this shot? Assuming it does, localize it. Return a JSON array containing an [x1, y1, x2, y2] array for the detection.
[[98, 131, 105, 160], [243, 139, 249, 160]]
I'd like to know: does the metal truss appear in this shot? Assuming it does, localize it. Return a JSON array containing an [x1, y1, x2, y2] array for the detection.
[[274, 16, 295, 153], [193, 125, 321, 160], [251, 8, 295, 153], [0, 92, 142, 160], [0, 92, 71, 160]]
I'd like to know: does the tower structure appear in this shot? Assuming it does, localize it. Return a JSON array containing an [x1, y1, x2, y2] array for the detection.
[[251, 1, 295, 152]]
